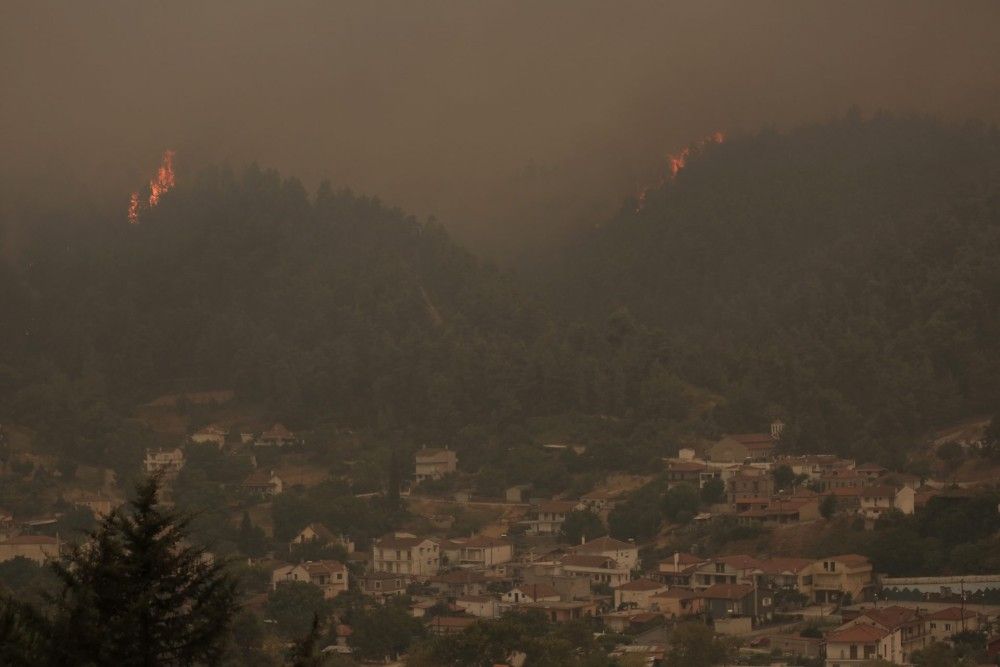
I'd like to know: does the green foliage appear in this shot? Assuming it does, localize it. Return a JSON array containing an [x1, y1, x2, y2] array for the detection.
[[700, 477, 725, 505], [819, 494, 838, 519], [561, 509, 605, 544], [664, 621, 730, 667], [265, 581, 330, 638], [3, 476, 240, 665], [661, 483, 701, 524], [609, 478, 668, 541], [348, 602, 424, 662], [553, 115, 1000, 463]]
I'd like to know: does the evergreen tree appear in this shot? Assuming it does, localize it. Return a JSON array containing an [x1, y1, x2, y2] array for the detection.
[[45, 475, 239, 665]]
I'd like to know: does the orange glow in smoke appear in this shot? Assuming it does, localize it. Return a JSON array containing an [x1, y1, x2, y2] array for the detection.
[[636, 131, 725, 212], [128, 150, 176, 223]]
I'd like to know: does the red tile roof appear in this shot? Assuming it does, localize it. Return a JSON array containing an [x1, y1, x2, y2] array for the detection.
[[826, 624, 889, 643], [701, 583, 753, 600], [616, 578, 665, 592], [926, 607, 977, 621]]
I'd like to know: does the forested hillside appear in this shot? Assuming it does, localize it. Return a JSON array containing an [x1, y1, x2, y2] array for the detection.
[[0, 165, 698, 476], [550, 113, 1000, 465]]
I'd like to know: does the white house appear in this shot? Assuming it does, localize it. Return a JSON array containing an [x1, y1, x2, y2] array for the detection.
[[414, 447, 457, 483], [572, 536, 639, 571], [613, 578, 668, 611], [143, 448, 185, 478], [503, 583, 562, 605], [372, 533, 440, 578], [272, 560, 348, 599], [190, 424, 228, 448]]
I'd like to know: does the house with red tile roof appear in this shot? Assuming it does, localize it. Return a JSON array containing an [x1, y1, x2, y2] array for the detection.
[[0, 534, 60, 564], [925, 606, 981, 643], [572, 535, 638, 571], [613, 578, 668, 611], [824, 623, 899, 665], [649, 587, 704, 618]]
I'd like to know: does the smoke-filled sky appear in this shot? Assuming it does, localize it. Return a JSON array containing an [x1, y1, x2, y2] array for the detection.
[[3, 1, 1000, 252]]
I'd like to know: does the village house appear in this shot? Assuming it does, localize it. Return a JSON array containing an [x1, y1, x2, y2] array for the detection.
[[414, 446, 458, 482], [768, 635, 825, 660], [453, 535, 514, 569], [613, 578, 667, 611], [580, 488, 625, 513], [737, 495, 820, 526], [502, 582, 562, 605], [255, 423, 297, 447], [859, 485, 915, 522], [572, 536, 639, 571], [521, 599, 598, 623], [807, 554, 873, 604], [665, 461, 709, 489], [925, 607, 981, 643], [649, 587, 704, 618], [854, 462, 888, 480], [701, 583, 773, 623], [817, 467, 866, 493], [456, 595, 500, 619], [691, 555, 762, 590], [840, 605, 928, 663], [143, 447, 185, 478], [727, 466, 775, 504], [519, 572, 591, 601], [373, 533, 440, 578], [709, 424, 782, 463], [241, 469, 283, 497], [504, 484, 532, 503], [825, 623, 899, 666], [190, 424, 228, 448], [559, 554, 630, 589], [271, 560, 349, 599], [0, 534, 60, 564], [289, 522, 354, 553], [773, 454, 855, 482], [428, 569, 490, 597], [751, 558, 815, 594], [522, 500, 581, 536], [360, 571, 407, 601], [657, 552, 707, 587]]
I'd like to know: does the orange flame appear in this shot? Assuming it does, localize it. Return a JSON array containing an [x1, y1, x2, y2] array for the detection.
[[128, 150, 176, 223], [636, 131, 724, 212]]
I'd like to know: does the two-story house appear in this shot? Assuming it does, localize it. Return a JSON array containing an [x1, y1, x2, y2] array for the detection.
[[825, 623, 899, 666], [691, 555, 761, 590], [613, 578, 668, 611], [559, 554, 630, 589], [523, 500, 581, 536], [271, 559, 348, 599], [241, 469, 284, 497], [414, 447, 457, 483], [572, 536, 638, 571], [255, 423, 297, 447], [372, 533, 440, 579], [701, 583, 773, 623], [807, 555, 873, 604]]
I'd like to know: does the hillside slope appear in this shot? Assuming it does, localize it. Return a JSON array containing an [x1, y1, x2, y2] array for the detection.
[[550, 114, 1000, 463]]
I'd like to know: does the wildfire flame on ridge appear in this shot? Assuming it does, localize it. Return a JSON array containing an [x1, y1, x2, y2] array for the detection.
[[128, 150, 176, 224], [636, 131, 724, 212]]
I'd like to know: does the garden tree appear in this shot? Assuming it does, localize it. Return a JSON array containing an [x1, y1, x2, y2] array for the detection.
[[223, 609, 273, 667], [236, 511, 268, 557], [910, 641, 977, 667], [406, 612, 612, 667], [664, 621, 730, 667], [42, 476, 239, 665], [265, 581, 330, 638], [348, 602, 424, 662], [772, 464, 796, 491], [700, 477, 725, 505], [820, 494, 838, 519], [609, 479, 666, 541], [0, 595, 47, 667], [661, 483, 701, 524], [561, 509, 605, 544]]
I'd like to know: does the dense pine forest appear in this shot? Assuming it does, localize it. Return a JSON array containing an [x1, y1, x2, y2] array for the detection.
[[2, 114, 1000, 475], [550, 113, 1000, 466]]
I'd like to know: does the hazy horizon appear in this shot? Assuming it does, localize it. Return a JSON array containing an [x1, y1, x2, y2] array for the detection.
[[4, 1, 1000, 254]]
